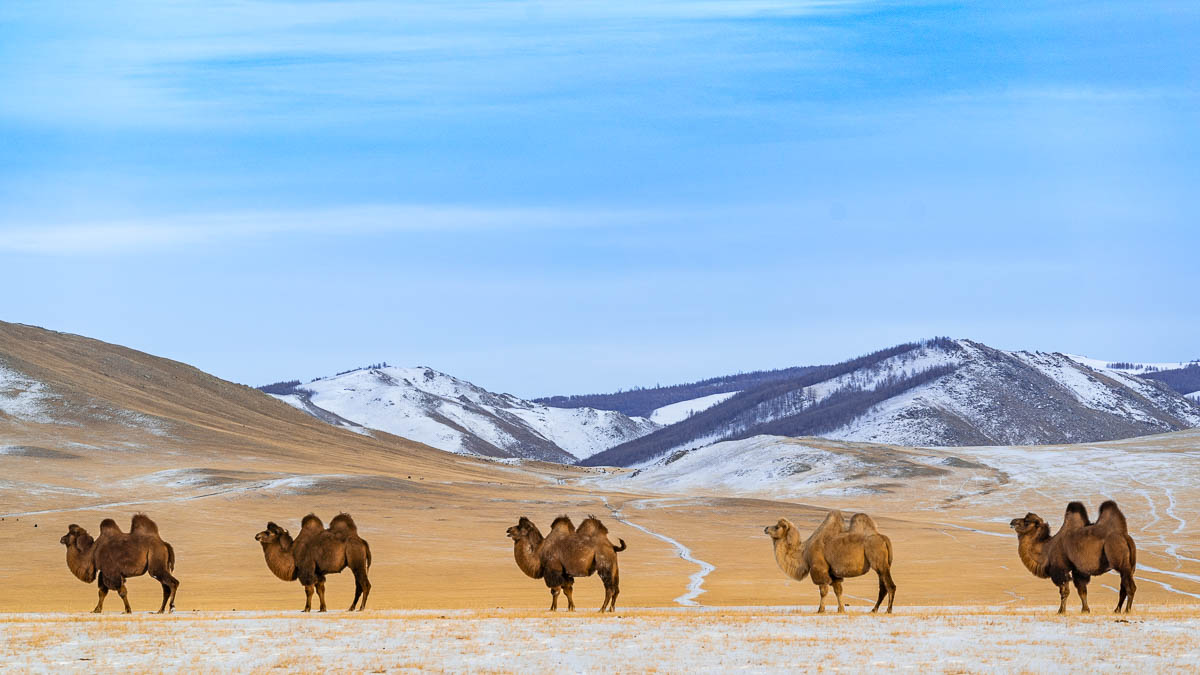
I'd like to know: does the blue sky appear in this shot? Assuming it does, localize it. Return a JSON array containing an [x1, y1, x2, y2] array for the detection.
[[1, 1, 1197, 396]]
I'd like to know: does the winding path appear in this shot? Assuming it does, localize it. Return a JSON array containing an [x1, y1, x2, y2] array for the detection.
[[602, 497, 715, 606]]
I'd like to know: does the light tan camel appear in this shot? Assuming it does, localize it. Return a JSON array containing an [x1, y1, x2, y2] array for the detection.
[[764, 511, 895, 613]]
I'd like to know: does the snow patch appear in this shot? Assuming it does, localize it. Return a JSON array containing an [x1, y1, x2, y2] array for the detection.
[[0, 362, 58, 423], [649, 391, 739, 425]]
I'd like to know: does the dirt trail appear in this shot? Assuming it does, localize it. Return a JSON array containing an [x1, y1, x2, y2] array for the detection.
[[604, 497, 715, 606]]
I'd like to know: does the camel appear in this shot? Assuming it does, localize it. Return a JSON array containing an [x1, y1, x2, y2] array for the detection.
[[506, 515, 626, 612], [764, 511, 896, 613], [59, 514, 179, 614], [255, 513, 372, 612], [1010, 500, 1137, 614]]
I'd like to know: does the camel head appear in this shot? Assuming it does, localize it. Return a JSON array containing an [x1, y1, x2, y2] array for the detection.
[[255, 522, 292, 548], [507, 517, 537, 541], [59, 524, 93, 550], [1009, 512, 1048, 537], [764, 518, 794, 541]]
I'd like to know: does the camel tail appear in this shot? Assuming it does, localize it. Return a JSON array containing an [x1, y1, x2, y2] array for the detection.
[[1126, 534, 1137, 570], [613, 538, 627, 553], [1096, 500, 1128, 534], [884, 534, 893, 567], [364, 540, 372, 569], [166, 542, 176, 572]]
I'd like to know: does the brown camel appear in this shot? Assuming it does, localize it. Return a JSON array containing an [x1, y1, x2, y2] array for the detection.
[[255, 513, 372, 612], [506, 515, 626, 612], [1010, 500, 1137, 614], [764, 510, 896, 613], [59, 514, 179, 614]]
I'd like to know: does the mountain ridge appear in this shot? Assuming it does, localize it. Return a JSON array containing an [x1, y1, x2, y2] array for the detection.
[[579, 338, 1200, 467], [265, 365, 659, 462]]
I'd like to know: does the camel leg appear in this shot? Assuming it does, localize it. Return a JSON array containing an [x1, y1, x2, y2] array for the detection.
[[817, 584, 829, 613], [549, 587, 559, 611], [872, 573, 887, 613], [303, 585, 314, 612], [167, 576, 179, 613], [157, 581, 171, 613], [607, 571, 619, 613], [1120, 571, 1136, 613], [93, 587, 108, 614], [562, 582, 576, 612], [349, 582, 362, 612], [885, 571, 896, 614], [1072, 574, 1091, 614], [153, 572, 179, 614], [831, 579, 846, 613], [596, 574, 610, 612], [357, 570, 371, 611], [315, 580, 328, 612], [118, 583, 132, 614], [1056, 580, 1071, 615]]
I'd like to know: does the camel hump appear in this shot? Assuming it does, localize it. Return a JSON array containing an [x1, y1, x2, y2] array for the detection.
[[99, 519, 123, 537], [1096, 500, 1128, 534], [1065, 501, 1091, 525], [550, 515, 575, 533], [130, 513, 159, 536], [301, 514, 325, 534], [577, 516, 608, 536], [812, 510, 847, 540], [848, 513, 879, 535], [329, 513, 358, 535]]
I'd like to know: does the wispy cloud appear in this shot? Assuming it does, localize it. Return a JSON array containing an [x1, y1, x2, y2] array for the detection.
[[0, 204, 663, 255]]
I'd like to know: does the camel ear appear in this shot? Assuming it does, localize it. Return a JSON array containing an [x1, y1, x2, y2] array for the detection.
[[779, 519, 800, 546]]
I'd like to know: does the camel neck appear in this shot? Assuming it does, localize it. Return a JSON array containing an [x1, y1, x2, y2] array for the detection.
[[513, 535, 544, 579], [773, 536, 809, 581], [1016, 531, 1047, 577], [261, 541, 297, 582], [66, 541, 96, 583]]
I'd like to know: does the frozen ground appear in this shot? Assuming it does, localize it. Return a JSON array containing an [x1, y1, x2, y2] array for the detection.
[[2, 608, 1196, 673]]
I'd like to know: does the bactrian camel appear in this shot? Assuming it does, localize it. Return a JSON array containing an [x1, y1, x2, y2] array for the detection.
[[506, 515, 626, 611], [59, 514, 179, 614], [255, 513, 372, 612], [1010, 500, 1136, 614], [764, 510, 896, 613]]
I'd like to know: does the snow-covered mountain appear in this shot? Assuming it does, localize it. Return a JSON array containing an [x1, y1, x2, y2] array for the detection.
[[581, 338, 1200, 467], [269, 366, 659, 462]]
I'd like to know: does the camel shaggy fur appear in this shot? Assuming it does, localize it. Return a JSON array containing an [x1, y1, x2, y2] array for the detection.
[[506, 515, 626, 612], [59, 514, 179, 614], [764, 511, 896, 613], [1010, 500, 1137, 614], [255, 513, 372, 612]]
